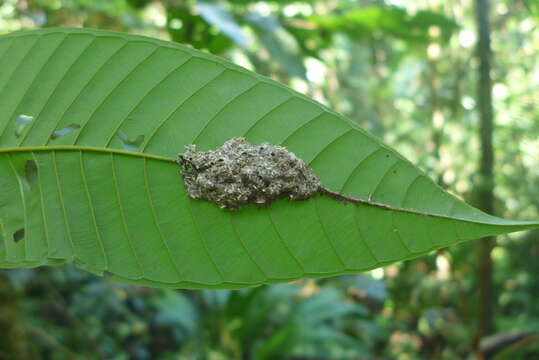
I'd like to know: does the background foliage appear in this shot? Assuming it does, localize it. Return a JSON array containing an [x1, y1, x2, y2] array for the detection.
[[0, 0, 538, 359]]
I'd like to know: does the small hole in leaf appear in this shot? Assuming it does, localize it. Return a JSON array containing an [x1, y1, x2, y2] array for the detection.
[[385, 154, 390, 158], [13, 228, 24, 243], [24, 160, 38, 188], [51, 123, 81, 140], [117, 131, 144, 151], [392, 169, 397, 175], [14, 114, 34, 138]]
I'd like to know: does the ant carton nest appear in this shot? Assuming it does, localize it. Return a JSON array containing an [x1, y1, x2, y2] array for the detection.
[[177, 138, 321, 210]]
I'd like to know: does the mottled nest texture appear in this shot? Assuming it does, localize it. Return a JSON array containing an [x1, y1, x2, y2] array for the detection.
[[177, 138, 322, 210]]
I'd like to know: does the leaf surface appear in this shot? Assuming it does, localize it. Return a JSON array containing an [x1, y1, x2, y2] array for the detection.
[[0, 29, 537, 289]]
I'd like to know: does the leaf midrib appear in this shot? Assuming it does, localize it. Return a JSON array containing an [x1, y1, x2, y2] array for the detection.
[[0, 145, 174, 163], [1, 145, 537, 230]]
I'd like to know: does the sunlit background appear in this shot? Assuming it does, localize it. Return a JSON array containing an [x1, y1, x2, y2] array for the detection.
[[1, 0, 538, 358]]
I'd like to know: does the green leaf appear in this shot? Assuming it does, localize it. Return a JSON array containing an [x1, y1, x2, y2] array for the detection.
[[246, 13, 307, 79], [196, 1, 249, 47], [309, 6, 458, 44], [0, 28, 536, 289], [166, 5, 234, 54]]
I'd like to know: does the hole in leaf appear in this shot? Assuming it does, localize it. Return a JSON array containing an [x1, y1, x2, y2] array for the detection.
[[24, 159, 38, 188], [13, 228, 24, 243], [117, 131, 144, 151], [50, 123, 81, 140], [14, 114, 34, 138]]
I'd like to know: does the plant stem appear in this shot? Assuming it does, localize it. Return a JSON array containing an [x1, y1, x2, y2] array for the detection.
[[474, 0, 496, 348]]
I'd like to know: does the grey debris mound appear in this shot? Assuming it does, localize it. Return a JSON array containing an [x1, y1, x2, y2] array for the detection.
[[177, 137, 321, 210]]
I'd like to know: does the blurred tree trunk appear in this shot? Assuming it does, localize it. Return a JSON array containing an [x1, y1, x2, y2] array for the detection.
[[474, 0, 496, 350], [0, 273, 33, 359]]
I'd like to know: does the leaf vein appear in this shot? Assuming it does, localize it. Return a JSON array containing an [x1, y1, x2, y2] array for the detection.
[[228, 214, 268, 281], [79, 150, 109, 272], [31, 152, 51, 260], [0, 34, 69, 141], [307, 128, 353, 166], [5, 154, 27, 261], [0, 35, 42, 138], [109, 153, 144, 279], [103, 55, 195, 147], [18, 37, 98, 146], [352, 205, 380, 264], [191, 81, 261, 144], [280, 112, 325, 146], [143, 157, 183, 279], [41, 41, 129, 146], [266, 208, 306, 275], [71, 46, 161, 145], [339, 147, 382, 193], [51, 150, 76, 260], [184, 200, 225, 283], [141, 68, 228, 151], [313, 197, 347, 270], [0, 37, 16, 64], [241, 96, 295, 138]]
